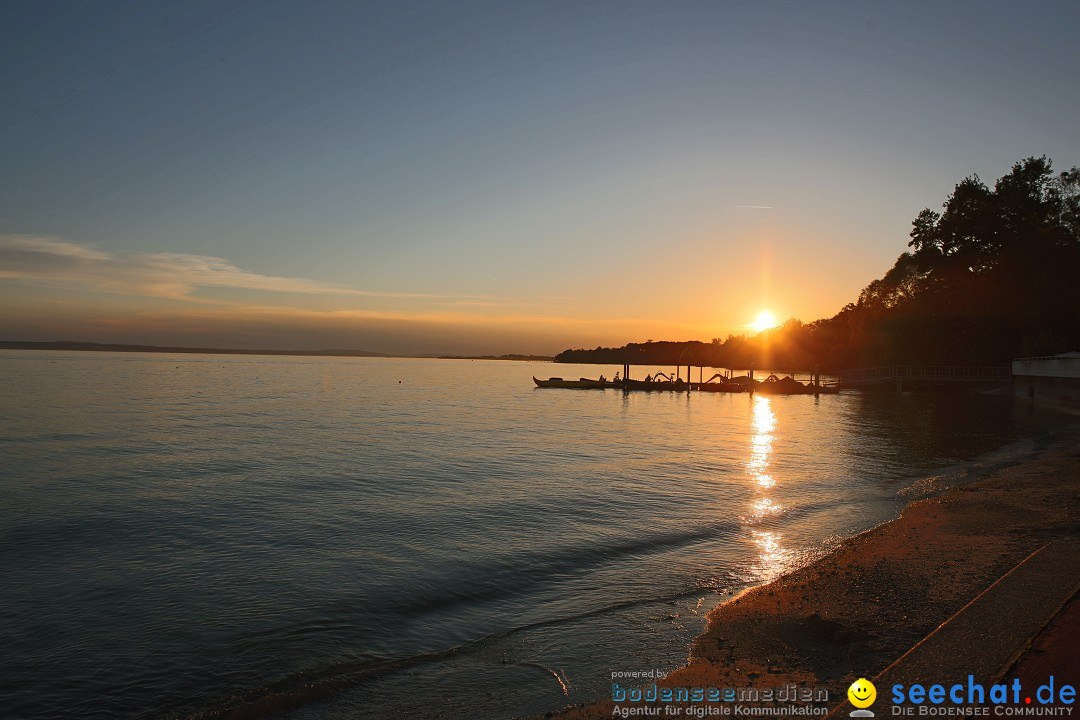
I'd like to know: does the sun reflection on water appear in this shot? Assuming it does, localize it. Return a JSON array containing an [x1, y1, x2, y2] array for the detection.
[[747, 395, 778, 496], [750, 530, 798, 582], [748, 395, 776, 489], [748, 496, 783, 521], [744, 395, 798, 580]]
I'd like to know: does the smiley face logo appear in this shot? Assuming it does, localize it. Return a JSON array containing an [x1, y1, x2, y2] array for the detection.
[[848, 678, 876, 708]]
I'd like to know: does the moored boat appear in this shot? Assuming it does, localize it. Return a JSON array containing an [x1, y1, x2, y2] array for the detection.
[[752, 374, 840, 395], [695, 381, 749, 393], [533, 376, 607, 389], [619, 378, 691, 391]]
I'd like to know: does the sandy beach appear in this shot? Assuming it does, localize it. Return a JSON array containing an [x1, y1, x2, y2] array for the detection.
[[544, 422, 1080, 719]]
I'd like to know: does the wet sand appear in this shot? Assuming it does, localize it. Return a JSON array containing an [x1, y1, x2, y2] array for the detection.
[[543, 426, 1080, 719]]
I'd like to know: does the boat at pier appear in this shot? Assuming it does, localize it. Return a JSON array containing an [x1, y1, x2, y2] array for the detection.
[[620, 378, 690, 391], [533, 376, 607, 389], [695, 381, 749, 393], [747, 374, 839, 395]]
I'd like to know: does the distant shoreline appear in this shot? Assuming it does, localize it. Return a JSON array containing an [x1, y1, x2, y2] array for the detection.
[[436, 354, 554, 362], [0, 341, 552, 362]]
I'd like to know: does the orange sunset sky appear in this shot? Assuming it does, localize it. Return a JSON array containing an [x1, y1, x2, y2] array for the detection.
[[3, 3, 1079, 355]]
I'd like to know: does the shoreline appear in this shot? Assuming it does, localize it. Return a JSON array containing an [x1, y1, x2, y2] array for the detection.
[[544, 422, 1080, 719], [0, 342, 553, 362]]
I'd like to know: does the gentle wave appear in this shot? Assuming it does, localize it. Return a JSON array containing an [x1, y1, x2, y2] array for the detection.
[[1, 353, 1063, 720]]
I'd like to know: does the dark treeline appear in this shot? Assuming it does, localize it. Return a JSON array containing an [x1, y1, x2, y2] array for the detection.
[[556, 157, 1080, 372]]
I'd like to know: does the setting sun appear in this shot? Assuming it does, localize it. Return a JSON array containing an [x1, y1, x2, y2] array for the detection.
[[751, 310, 778, 333]]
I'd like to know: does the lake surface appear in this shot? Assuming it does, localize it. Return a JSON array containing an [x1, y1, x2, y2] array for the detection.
[[0, 352, 1066, 719]]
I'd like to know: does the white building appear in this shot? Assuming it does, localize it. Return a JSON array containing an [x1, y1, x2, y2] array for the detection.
[[1012, 351, 1080, 412]]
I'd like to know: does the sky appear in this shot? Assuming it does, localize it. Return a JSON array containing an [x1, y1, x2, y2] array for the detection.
[[2, 0, 1079, 355]]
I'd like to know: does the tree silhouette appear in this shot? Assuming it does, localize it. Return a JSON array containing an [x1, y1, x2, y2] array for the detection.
[[557, 157, 1080, 370]]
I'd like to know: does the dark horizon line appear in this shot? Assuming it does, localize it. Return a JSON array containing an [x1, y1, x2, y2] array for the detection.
[[0, 340, 555, 362]]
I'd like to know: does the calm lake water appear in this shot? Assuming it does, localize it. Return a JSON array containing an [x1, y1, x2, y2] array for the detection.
[[0, 352, 1066, 719]]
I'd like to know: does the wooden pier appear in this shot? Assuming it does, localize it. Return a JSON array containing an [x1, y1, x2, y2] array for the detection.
[[547, 363, 1013, 394], [600, 363, 835, 395]]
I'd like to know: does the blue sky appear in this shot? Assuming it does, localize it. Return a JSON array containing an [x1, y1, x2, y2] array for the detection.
[[2, 0, 1079, 353]]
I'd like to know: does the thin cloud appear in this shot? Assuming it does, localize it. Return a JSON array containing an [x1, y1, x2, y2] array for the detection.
[[731, 205, 774, 209], [0, 235, 112, 265], [0, 235, 479, 301]]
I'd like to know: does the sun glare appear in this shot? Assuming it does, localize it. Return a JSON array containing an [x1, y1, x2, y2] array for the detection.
[[751, 310, 778, 333]]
